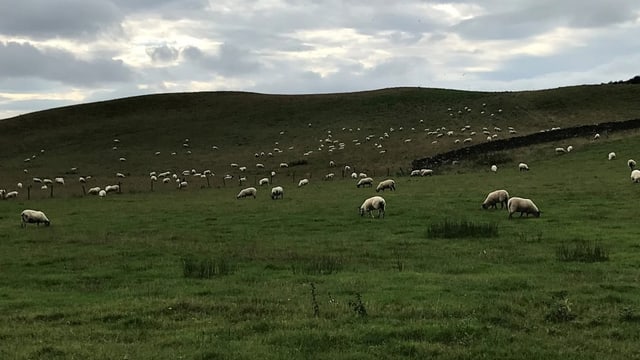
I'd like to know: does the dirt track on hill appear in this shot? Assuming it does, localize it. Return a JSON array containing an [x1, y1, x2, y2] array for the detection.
[[412, 117, 640, 170]]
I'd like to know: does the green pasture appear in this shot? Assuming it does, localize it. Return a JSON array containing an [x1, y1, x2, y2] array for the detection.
[[1, 132, 640, 359]]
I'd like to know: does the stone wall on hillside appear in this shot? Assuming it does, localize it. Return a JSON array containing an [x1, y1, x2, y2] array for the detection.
[[412, 118, 640, 170]]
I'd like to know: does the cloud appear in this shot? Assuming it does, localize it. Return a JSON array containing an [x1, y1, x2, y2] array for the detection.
[[0, 41, 133, 86], [181, 43, 262, 75], [146, 44, 180, 63], [0, 0, 123, 39]]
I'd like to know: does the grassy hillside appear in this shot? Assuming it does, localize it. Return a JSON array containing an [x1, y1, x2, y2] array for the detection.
[[1, 84, 640, 193]]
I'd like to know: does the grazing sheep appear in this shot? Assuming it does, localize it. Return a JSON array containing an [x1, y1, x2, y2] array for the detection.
[[608, 152, 616, 161], [507, 197, 540, 219], [88, 187, 101, 195], [358, 173, 367, 178], [410, 169, 421, 177], [105, 184, 120, 193], [490, 165, 498, 173], [237, 187, 257, 199], [324, 173, 335, 180], [256, 163, 265, 168], [41, 185, 48, 190], [116, 172, 126, 178], [99, 190, 107, 198], [163, 178, 171, 184], [566, 145, 573, 152], [21, 209, 50, 227], [555, 147, 566, 154], [54, 177, 65, 185], [356, 177, 374, 188], [4, 191, 18, 199], [43, 179, 53, 185], [628, 159, 636, 170], [298, 178, 309, 187], [259, 178, 270, 186], [178, 181, 188, 189], [359, 196, 386, 218], [351, 172, 358, 179], [518, 163, 529, 171], [119, 157, 126, 162], [279, 163, 289, 168], [271, 186, 284, 200], [79, 177, 86, 183], [631, 170, 640, 183], [420, 169, 434, 176], [594, 133, 600, 140], [329, 160, 335, 167], [17, 182, 23, 189], [482, 189, 510, 210], [376, 179, 396, 192]]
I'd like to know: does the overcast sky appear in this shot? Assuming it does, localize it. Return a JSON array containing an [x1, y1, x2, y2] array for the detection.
[[1, 0, 639, 119]]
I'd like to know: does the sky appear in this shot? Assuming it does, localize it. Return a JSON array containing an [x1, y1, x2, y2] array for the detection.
[[1, 0, 639, 120]]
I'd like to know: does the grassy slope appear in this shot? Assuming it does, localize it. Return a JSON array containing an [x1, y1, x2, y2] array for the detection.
[[1, 85, 640, 359]]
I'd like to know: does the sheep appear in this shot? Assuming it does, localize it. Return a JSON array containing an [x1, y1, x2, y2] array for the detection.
[[482, 189, 510, 210], [119, 157, 126, 162], [99, 190, 106, 198], [507, 197, 540, 219], [490, 165, 498, 173], [88, 187, 101, 195], [178, 181, 188, 189], [410, 170, 421, 177], [329, 160, 335, 167], [376, 179, 396, 192], [359, 196, 386, 218], [105, 184, 120, 193], [259, 178, 270, 186], [116, 172, 126, 178], [43, 179, 53, 185], [54, 177, 65, 185], [631, 170, 640, 183], [324, 173, 335, 180], [17, 182, 23, 189], [518, 163, 529, 171], [163, 178, 171, 184], [566, 145, 573, 152], [21, 209, 50, 227], [271, 186, 284, 200], [356, 177, 374, 188], [629, 159, 637, 170], [351, 172, 358, 179], [279, 163, 289, 168], [358, 173, 367, 178], [4, 191, 18, 199], [555, 147, 566, 154], [608, 152, 616, 161], [79, 177, 86, 184], [41, 185, 48, 190], [237, 187, 257, 199], [256, 163, 265, 168], [298, 178, 309, 187], [594, 133, 600, 140], [420, 169, 434, 176]]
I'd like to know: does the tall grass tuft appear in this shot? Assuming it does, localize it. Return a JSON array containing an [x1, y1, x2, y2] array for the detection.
[[427, 219, 498, 239], [182, 256, 234, 279], [291, 255, 343, 275], [556, 240, 609, 263]]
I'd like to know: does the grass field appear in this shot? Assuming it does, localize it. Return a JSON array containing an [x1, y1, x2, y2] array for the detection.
[[2, 127, 640, 359]]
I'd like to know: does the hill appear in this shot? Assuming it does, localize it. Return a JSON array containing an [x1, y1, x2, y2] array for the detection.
[[1, 83, 640, 192]]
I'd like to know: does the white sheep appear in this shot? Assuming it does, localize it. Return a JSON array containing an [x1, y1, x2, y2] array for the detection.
[[237, 187, 257, 199], [608, 152, 616, 161], [482, 189, 510, 210], [594, 133, 600, 140], [79, 177, 86, 184], [4, 191, 18, 199], [410, 169, 421, 177], [631, 170, 640, 183], [329, 160, 335, 167], [376, 179, 396, 192], [298, 178, 309, 187], [119, 157, 126, 162], [88, 187, 101, 195], [359, 196, 386, 218], [490, 165, 498, 173], [41, 185, 48, 190], [259, 178, 270, 186], [507, 197, 540, 219], [518, 163, 529, 171], [356, 177, 374, 188], [324, 173, 335, 180], [351, 172, 358, 179], [566, 145, 573, 152], [178, 181, 188, 189], [17, 182, 23, 189], [43, 179, 53, 185], [21, 209, 50, 227], [628, 159, 636, 170], [279, 163, 289, 168], [163, 178, 171, 184], [99, 190, 107, 198], [116, 172, 126, 178], [271, 186, 284, 200], [105, 184, 120, 193], [358, 173, 368, 178], [555, 147, 566, 154], [420, 169, 434, 176], [54, 177, 65, 185]]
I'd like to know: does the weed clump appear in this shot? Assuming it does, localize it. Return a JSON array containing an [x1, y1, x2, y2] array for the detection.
[[427, 219, 498, 239], [182, 256, 233, 279], [556, 240, 609, 262]]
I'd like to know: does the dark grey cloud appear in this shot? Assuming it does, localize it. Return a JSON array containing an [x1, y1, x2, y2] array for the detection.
[[0, 0, 123, 39], [147, 44, 180, 63], [0, 41, 133, 86], [181, 43, 262, 75]]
